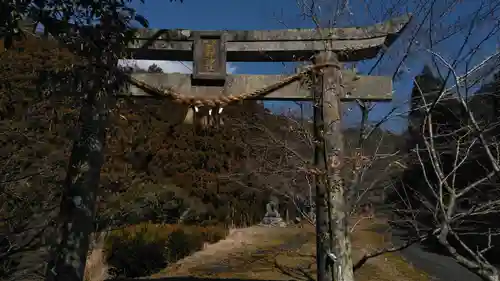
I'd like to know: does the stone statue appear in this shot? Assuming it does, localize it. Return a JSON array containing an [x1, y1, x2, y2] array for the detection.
[[266, 201, 279, 216], [259, 199, 286, 227]]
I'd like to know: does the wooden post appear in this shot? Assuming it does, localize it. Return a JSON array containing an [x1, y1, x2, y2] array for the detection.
[[313, 51, 354, 281], [312, 61, 329, 281]]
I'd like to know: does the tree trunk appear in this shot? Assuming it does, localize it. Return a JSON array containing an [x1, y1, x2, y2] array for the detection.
[[314, 51, 355, 281], [44, 63, 115, 281], [313, 59, 331, 281]]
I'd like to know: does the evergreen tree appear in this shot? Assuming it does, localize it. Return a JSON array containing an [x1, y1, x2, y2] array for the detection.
[[147, 63, 164, 73], [408, 65, 445, 141]]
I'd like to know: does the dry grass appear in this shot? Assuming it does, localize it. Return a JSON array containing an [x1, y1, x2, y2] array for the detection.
[[154, 226, 309, 279], [84, 232, 114, 281], [151, 217, 432, 281], [350, 217, 431, 281]]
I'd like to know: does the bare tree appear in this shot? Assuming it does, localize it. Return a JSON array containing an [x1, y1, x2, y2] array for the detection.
[[392, 51, 500, 281], [267, 0, 500, 280]]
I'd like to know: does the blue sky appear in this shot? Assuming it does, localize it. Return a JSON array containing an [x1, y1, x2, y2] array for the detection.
[[126, 0, 500, 134]]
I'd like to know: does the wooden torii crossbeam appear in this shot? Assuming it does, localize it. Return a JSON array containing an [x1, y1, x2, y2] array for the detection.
[[120, 14, 411, 281], [122, 15, 409, 99], [126, 15, 410, 62]]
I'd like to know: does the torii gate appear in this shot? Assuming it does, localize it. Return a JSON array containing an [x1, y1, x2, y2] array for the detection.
[[121, 15, 410, 281]]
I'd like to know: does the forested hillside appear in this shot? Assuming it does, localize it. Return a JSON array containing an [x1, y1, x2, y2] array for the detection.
[[0, 35, 295, 234]]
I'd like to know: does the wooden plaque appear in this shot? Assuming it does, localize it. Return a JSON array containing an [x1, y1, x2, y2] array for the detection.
[[192, 31, 227, 82]]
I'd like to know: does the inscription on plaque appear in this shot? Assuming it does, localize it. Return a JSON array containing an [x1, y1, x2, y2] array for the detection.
[[192, 31, 227, 82], [202, 39, 217, 72]]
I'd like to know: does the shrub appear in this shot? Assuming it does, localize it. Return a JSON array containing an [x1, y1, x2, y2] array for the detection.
[[165, 227, 204, 261], [104, 223, 170, 278], [198, 225, 229, 243], [104, 223, 228, 278]]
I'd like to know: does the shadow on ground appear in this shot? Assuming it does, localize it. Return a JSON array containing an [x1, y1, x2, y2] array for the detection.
[[390, 227, 483, 281]]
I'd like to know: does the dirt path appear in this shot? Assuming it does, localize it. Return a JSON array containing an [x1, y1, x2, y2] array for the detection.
[[144, 220, 433, 281]]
